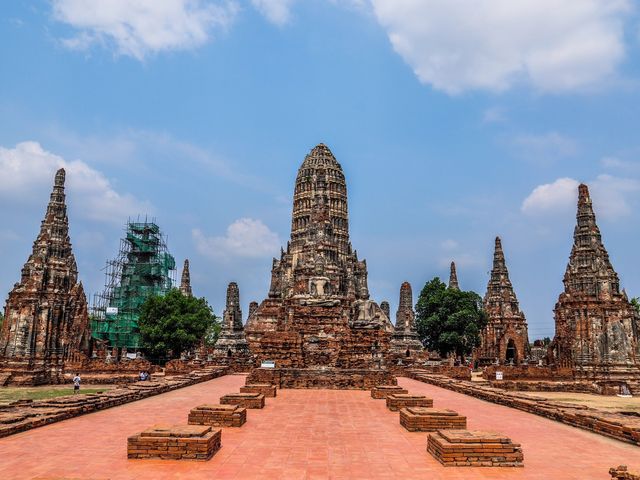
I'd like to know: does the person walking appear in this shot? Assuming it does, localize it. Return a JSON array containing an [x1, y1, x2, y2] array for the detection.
[[73, 373, 81, 394]]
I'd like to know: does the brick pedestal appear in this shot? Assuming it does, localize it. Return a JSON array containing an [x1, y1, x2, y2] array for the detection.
[[610, 465, 640, 480], [127, 424, 221, 461], [220, 392, 265, 409], [188, 404, 246, 427], [240, 384, 277, 398], [427, 430, 523, 467], [386, 394, 433, 412], [371, 385, 408, 399], [400, 407, 467, 432]]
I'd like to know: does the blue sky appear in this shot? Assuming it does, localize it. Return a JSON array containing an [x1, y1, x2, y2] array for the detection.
[[1, 1, 640, 340]]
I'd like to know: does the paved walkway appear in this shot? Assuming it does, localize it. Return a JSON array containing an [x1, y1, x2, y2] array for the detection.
[[0, 374, 638, 479]]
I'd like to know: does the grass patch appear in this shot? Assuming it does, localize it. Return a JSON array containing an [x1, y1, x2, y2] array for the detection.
[[0, 387, 109, 404]]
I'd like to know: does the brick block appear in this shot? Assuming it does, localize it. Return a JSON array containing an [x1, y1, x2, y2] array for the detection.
[[240, 384, 277, 398], [127, 424, 222, 461], [371, 385, 408, 399], [386, 394, 433, 412], [220, 392, 265, 409], [188, 404, 246, 427], [399, 407, 466, 432], [427, 430, 523, 467]]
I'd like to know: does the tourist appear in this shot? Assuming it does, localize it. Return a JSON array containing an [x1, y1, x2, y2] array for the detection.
[[72, 373, 81, 394]]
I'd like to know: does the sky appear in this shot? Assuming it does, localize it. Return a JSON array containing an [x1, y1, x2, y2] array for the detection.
[[1, 1, 640, 340]]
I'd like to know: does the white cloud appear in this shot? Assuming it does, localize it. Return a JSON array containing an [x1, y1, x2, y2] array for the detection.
[[193, 218, 281, 260], [521, 175, 640, 220], [511, 132, 579, 165], [251, 0, 296, 26], [0, 141, 150, 224], [52, 0, 238, 60], [369, 0, 630, 94], [521, 178, 580, 216]]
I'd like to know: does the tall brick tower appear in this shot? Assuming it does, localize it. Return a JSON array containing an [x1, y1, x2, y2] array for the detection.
[[448, 261, 460, 290], [0, 169, 90, 385], [179, 259, 192, 297], [246, 144, 393, 377], [213, 282, 250, 358], [551, 184, 639, 389], [477, 237, 529, 365], [390, 282, 424, 357]]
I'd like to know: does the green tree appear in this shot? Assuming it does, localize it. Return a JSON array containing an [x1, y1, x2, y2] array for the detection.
[[631, 297, 640, 315], [138, 289, 218, 359], [415, 277, 487, 359]]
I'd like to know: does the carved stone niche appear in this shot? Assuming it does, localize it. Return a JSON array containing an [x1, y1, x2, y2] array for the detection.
[[309, 276, 330, 297]]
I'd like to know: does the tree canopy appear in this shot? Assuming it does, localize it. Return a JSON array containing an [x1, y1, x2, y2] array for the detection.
[[138, 289, 218, 359], [415, 277, 487, 359]]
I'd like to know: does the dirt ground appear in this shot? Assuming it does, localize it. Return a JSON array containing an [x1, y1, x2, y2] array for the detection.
[[0, 384, 116, 405]]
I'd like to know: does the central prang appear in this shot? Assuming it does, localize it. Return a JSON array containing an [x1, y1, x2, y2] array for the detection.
[[245, 144, 394, 372]]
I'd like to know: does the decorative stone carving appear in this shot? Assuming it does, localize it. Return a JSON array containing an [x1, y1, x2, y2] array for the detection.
[[0, 169, 90, 385], [476, 237, 529, 366]]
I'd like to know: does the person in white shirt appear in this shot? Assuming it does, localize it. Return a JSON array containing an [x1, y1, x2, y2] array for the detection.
[[73, 373, 81, 394]]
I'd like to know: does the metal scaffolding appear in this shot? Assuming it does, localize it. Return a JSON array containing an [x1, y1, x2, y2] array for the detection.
[[91, 219, 176, 350]]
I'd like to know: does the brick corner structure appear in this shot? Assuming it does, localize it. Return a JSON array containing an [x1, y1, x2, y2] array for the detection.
[[371, 385, 408, 399], [240, 383, 277, 398], [386, 393, 433, 412], [220, 392, 265, 409], [427, 430, 523, 467], [400, 407, 466, 432], [127, 424, 222, 461], [610, 465, 640, 480], [188, 404, 247, 427]]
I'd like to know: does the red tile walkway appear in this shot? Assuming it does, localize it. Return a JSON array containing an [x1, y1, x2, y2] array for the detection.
[[0, 374, 638, 479]]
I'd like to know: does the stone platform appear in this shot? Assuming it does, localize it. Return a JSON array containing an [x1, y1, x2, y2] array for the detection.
[[371, 385, 408, 399], [220, 392, 265, 409], [386, 394, 433, 411], [427, 430, 523, 467], [246, 367, 396, 390], [240, 383, 277, 397], [188, 404, 246, 427], [127, 424, 222, 461], [400, 407, 467, 432]]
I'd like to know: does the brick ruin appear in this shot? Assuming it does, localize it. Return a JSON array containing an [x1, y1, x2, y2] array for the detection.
[[448, 261, 459, 290], [550, 184, 640, 391], [245, 144, 395, 385], [0, 169, 91, 385], [179, 259, 192, 297], [389, 282, 424, 358], [476, 237, 529, 366], [213, 282, 251, 358]]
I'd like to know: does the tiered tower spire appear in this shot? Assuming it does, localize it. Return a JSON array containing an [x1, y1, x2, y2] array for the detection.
[[0, 169, 90, 384], [448, 261, 460, 290], [476, 237, 529, 365], [552, 184, 639, 369], [213, 282, 250, 358], [180, 259, 192, 297], [390, 282, 424, 356]]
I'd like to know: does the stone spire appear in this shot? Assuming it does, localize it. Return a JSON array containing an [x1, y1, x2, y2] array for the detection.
[[380, 301, 390, 320], [448, 261, 460, 290], [476, 237, 529, 365], [552, 184, 639, 368], [247, 301, 259, 322], [179, 259, 192, 297], [0, 168, 90, 384], [213, 282, 249, 357], [390, 281, 423, 355], [396, 282, 414, 332], [563, 184, 619, 299]]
